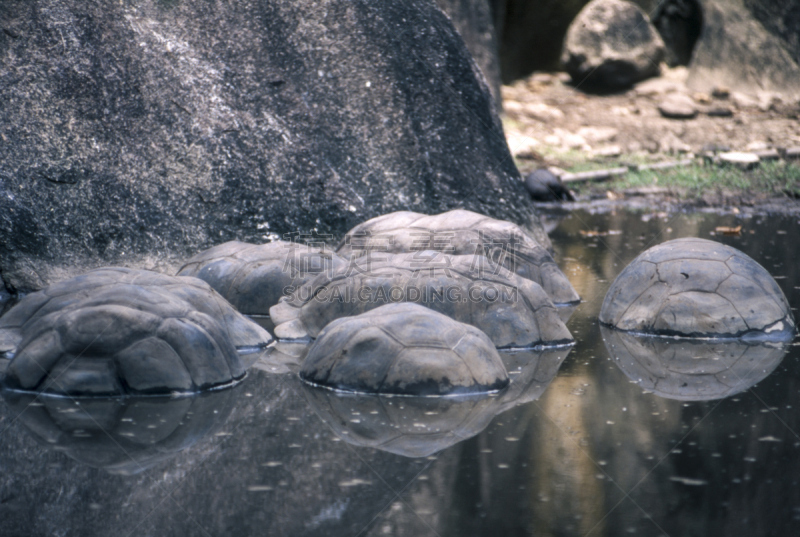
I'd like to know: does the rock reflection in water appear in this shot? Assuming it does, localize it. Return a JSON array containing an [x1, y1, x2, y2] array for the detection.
[[301, 346, 570, 457], [601, 326, 789, 400], [1, 385, 240, 475]]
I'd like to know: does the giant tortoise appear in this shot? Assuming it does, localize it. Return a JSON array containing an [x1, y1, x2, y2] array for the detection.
[[0, 267, 272, 396], [299, 303, 509, 396], [600, 238, 795, 339], [336, 210, 579, 306], [177, 240, 347, 315], [270, 251, 573, 348]]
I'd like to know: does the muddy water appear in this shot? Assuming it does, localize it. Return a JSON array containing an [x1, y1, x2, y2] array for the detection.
[[1, 207, 799, 537]]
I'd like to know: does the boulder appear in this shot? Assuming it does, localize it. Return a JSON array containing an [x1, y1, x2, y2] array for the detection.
[[562, 0, 666, 91], [0, 0, 543, 293], [493, 0, 590, 80], [687, 0, 800, 99], [435, 0, 503, 107]]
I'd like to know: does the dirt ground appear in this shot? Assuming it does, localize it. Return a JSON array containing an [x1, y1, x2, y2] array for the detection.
[[501, 66, 800, 169]]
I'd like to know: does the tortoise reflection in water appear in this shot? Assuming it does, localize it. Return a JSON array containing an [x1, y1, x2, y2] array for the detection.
[[600, 238, 795, 340], [0, 268, 272, 396], [2, 387, 239, 474], [601, 326, 789, 401], [300, 345, 570, 457], [301, 385, 501, 458]]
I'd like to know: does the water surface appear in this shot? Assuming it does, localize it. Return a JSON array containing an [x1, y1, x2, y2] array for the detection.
[[1, 206, 799, 537]]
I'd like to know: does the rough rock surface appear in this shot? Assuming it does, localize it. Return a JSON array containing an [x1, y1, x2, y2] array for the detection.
[[601, 327, 788, 400], [177, 241, 348, 315], [271, 251, 574, 348], [336, 209, 577, 305], [600, 238, 796, 339], [688, 0, 800, 99], [435, 0, 502, 106], [0, 0, 543, 293], [562, 0, 665, 91], [494, 0, 592, 79], [493, 0, 701, 80], [0, 267, 272, 395], [1, 387, 240, 474], [300, 302, 509, 396]]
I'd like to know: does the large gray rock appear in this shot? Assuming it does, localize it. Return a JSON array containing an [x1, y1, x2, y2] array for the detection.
[[493, 0, 590, 79], [600, 238, 796, 339], [562, 0, 665, 91], [0, 0, 543, 294], [687, 0, 800, 99], [436, 0, 502, 106]]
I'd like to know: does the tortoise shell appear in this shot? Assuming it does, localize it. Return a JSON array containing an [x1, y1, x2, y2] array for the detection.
[[299, 303, 509, 396], [0, 268, 272, 395], [600, 238, 795, 339], [270, 251, 573, 348], [336, 210, 579, 306], [177, 240, 347, 315]]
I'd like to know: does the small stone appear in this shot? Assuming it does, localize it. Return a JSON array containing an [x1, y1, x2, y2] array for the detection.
[[746, 141, 770, 152], [754, 149, 780, 161], [783, 147, 800, 160], [731, 92, 759, 109], [711, 86, 730, 99], [658, 93, 698, 119], [577, 126, 618, 144], [523, 102, 565, 123], [635, 78, 684, 96], [706, 107, 733, 118], [506, 132, 541, 158], [718, 151, 760, 170], [701, 143, 731, 153], [593, 145, 623, 158], [659, 132, 691, 153], [693, 92, 712, 104]]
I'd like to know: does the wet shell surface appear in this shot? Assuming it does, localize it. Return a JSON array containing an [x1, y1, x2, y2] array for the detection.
[[177, 240, 348, 315], [336, 210, 579, 306], [600, 238, 795, 339], [299, 303, 509, 396], [270, 251, 573, 348], [0, 268, 272, 396]]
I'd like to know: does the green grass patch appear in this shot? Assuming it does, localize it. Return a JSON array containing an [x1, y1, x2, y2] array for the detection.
[[568, 160, 800, 199]]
